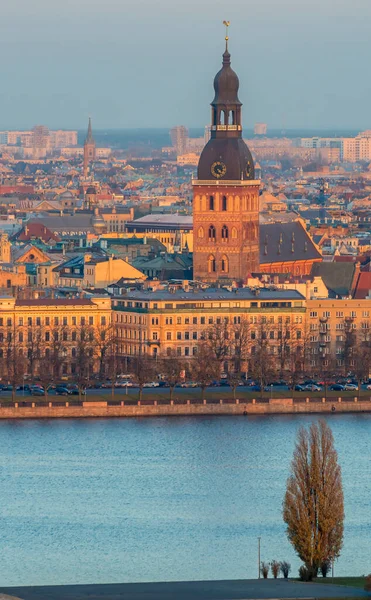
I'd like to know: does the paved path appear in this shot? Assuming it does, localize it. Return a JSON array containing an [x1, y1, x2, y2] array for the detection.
[[0, 579, 368, 600]]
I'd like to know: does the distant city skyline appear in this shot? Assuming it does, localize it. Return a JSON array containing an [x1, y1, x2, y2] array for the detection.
[[1, 0, 371, 130]]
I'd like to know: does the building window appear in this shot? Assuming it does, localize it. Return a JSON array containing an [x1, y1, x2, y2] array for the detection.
[[208, 225, 216, 241], [18, 318, 23, 326], [152, 332, 158, 341], [36, 317, 41, 327], [221, 225, 229, 240], [177, 317, 181, 325], [89, 317, 94, 325], [231, 227, 237, 239], [63, 317, 68, 326], [209, 195, 214, 211], [208, 255, 216, 273], [198, 227, 204, 239], [45, 332, 50, 341], [177, 332, 182, 340], [222, 195, 227, 211], [101, 316, 106, 326], [166, 332, 172, 341], [221, 255, 229, 273], [28, 317, 32, 327]]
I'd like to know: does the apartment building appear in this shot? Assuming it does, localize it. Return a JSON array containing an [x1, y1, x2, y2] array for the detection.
[[307, 298, 371, 369], [113, 288, 306, 360], [0, 296, 112, 376]]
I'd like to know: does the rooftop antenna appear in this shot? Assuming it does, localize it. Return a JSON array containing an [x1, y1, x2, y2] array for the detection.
[[223, 20, 230, 51]]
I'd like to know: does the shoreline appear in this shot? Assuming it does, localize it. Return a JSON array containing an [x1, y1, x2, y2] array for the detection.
[[0, 578, 368, 600], [0, 396, 369, 418]]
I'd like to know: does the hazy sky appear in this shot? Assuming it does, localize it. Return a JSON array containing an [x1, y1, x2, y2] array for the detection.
[[1, 0, 371, 131]]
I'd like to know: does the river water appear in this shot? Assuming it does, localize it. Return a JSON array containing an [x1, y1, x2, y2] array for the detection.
[[0, 414, 370, 586]]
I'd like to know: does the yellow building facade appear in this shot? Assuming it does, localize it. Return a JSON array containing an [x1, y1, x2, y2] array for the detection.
[[113, 288, 306, 361], [0, 296, 112, 377]]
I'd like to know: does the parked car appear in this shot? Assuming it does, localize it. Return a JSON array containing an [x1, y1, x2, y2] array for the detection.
[[294, 384, 306, 391], [366, 384, 371, 390], [31, 387, 45, 396], [55, 386, 71, 396], [304, 384, 322, 392], [17, 384, 31, 392], [249, 385, 262, 392], [330, 384, 344, 391], [344, 384, 358, 391], [143, 381, 160, 388], [180, 381, 198, 388], [68, 385, 86, 395]]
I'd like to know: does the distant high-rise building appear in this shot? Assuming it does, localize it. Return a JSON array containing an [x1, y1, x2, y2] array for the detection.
[[83, 117, 96, 179], [32, 125, 50, 149], [170, 125, 189, 156], [254, 122, 267, 136]]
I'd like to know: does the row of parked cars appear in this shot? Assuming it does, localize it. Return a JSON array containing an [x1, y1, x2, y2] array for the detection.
[[0, 383, 86, 396]]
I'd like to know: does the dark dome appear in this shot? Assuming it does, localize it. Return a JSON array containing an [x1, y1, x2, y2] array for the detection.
[[86, 186, 96, 194], [212, 50, 241, 106], [197, 137, 255, 181]]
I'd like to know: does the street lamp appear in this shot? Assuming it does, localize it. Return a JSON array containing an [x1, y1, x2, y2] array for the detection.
[[258, 536, 261, 579]]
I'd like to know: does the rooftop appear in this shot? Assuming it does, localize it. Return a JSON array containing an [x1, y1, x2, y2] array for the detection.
[[114, 288, 305, 303]]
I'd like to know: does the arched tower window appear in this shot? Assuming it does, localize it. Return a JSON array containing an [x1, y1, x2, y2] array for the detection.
[[222, 195, 227, 211], [221, 225, 229, 240], [208, 225, 216, 241], [221, 255, 229, 273], [198, 227, 204, 239], [208, 255, 216, 273], [209, 195, 214, 211], [231, 227, 238, 239]]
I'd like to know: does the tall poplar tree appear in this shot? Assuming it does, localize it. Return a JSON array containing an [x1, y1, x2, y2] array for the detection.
[[283, 420, 344, 577]]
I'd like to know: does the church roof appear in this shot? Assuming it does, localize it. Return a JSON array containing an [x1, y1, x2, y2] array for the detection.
[[260, 221, 322, 264]]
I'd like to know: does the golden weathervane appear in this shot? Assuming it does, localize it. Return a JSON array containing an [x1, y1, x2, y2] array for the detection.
[[223, 20, 230, 50]]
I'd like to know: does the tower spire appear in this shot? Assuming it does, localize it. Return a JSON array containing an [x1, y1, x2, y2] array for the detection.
[[83, 116, 96, 179], [86, 116, 93, 143]]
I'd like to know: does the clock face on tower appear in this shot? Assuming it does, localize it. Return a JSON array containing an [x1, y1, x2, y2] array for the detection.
[[211, 161, 227, 179]]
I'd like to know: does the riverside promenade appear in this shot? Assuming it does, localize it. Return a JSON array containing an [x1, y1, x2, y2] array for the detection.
[[0, 395, 370, 418], [0, 579, 369, 600]]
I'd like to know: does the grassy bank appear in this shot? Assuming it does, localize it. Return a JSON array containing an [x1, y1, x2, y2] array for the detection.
[[313, 577, 366, 589]]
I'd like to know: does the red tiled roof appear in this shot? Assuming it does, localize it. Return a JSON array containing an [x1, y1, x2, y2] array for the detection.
[[354, 272, 371, 299], [15, 299, 94, 306], [333, 256, 356, 263], [16, 222, 60, 243]]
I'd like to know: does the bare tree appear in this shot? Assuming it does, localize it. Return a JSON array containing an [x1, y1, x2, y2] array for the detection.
[[190, 342, 220, 402], [204, 319, 230, 367], [74, 326, 95, 400], [26, 327, 43, 382], [283, 420, 344, 578], [94, 323, 114, 381], [131, 354, 156, 402], [160, 351, 184, 402], [105, 325, 124, 399], [249, 319, 276, 396]]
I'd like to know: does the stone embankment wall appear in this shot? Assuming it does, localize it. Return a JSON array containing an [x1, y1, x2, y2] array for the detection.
[[0, 397, 370, 418]]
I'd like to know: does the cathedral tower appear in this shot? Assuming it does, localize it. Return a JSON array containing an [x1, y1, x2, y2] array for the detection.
[[193, 26, 260, 283], [83, 117, 96, 179]]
